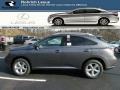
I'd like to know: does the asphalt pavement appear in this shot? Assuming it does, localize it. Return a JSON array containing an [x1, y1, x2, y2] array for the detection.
[[0, 45, 120, 90]]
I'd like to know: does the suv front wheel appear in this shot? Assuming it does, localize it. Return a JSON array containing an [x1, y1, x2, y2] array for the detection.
[[83, 60, 104, 79], [12, 58, 31, 76]]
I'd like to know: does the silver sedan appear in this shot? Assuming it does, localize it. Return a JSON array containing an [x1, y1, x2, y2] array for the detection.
[[48, 8, 119, 26]]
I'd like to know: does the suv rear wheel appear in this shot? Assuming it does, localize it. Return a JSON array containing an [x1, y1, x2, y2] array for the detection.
[[83, 60, 103, 79], [12, 58, 31, 76]]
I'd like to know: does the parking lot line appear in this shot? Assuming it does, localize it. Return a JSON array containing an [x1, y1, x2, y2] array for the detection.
[[0, 57, 5, 59], [0, 76, 47, 82]]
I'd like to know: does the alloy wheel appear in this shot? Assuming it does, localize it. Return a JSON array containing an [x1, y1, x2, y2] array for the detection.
[[13, 58, 31, 76], [53, 18, 63, 26], [84, 60, 103, 79], [99, 18, 109, 26], [85, 63, 100, 77]]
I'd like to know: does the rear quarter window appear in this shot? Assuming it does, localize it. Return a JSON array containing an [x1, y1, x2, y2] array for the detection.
[[71, 36, 97, 46]]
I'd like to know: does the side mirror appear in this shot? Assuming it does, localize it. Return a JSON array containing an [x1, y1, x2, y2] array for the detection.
[[35, 45, 43, 50], [34, 44, 42, 50], [67, 42, 72, 46]]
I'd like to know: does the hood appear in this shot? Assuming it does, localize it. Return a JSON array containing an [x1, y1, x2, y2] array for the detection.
[[10, 45, 34, 51]]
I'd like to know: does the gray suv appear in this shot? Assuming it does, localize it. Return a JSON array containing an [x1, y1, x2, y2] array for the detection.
[[48, 8, 119, 26], [5, 32, 117, 79]]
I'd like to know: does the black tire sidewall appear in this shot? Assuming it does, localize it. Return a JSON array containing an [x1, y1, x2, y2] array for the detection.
[[12, 58, 31, 76], [83, 60, 103, 79], [53, 18, 64, 26], [98, 18, 109, 26]]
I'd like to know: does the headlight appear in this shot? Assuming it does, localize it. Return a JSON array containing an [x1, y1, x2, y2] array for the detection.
[[48, 15, 53, 19]]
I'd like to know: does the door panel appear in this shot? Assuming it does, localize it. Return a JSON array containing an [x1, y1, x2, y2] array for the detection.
[[64, 14, 85, 24], [84, 14, 99, 24], [30, 36, 66, 68], [60, 46, 92, 68], [59, 35, 95, 68], [31, 46, 62, 68]]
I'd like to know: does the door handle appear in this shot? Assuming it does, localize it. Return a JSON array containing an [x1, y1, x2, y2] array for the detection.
[[55, 50, 61, 53]]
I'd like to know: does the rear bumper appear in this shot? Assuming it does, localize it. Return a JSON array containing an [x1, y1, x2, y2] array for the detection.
[[110, 16, 119, 23], [105, 57, 117, 70]]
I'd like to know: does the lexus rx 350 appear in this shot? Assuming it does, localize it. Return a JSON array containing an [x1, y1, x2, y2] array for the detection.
[[5, 32, 117, 79]]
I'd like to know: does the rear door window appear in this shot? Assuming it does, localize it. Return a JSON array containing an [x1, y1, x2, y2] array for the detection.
[[73, 9, 85, 14], [85, 9, 101, 13]]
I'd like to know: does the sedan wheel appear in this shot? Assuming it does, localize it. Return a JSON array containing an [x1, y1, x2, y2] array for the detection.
[[83, 60, 103, 79], [53, 18, 64, 26], [12, 58, 31, 76], [99, 18, 109, 26]]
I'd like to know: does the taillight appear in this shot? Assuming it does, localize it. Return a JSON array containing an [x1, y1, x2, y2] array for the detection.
[[113, 13, 118, 16]]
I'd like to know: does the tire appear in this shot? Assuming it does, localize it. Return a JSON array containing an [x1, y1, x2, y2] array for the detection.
[[2, 45, 6, 51], [1, 44, 6, 51], [53, 18, 64, 26], [12, 58, 31, 76], [83, 60, 103, 79], [98, 18, 109, 26]]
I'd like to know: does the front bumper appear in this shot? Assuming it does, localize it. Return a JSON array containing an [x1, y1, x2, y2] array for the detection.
[[48, 18, 53, 24], [5, 53, 15, 68], [48, 15, 55, 24]]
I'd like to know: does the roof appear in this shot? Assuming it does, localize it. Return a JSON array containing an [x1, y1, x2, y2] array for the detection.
[[72, 7, 106, 11], [53, 32, 94, 36], [74, 7, 101, 9]]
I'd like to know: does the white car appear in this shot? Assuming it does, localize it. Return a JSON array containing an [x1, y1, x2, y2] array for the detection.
[[24, 38, 38, 45], [48, 7, 119, 26], [109, 43, 119, 48], [110, 41, 120, 47]]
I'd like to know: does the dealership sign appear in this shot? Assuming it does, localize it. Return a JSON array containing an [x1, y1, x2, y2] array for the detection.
[[0, 12, 58, 26], [0, 0, 120, 11]]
